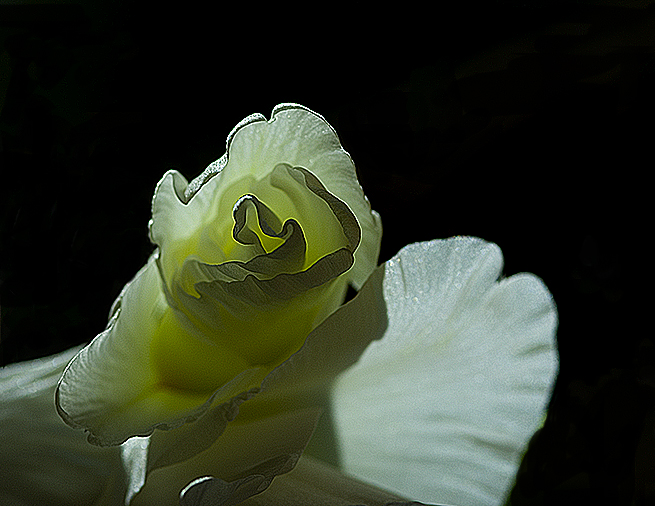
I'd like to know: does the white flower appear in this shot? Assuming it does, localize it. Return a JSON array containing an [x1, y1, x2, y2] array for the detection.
[[0, 104, 558, 506], [54, 103, 385, 504]]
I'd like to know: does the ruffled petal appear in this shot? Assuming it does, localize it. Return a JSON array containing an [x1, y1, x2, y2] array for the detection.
[[56, 104, 384, 504], [55, 240, 387, 504], [149, 170, 215, 288], [56, 255, 267, 447], [331, 237, 558, 506], [130, 407, 322, 506], [124, 259, 388, 504], [149, 104, 381, 291], [0, 347, 125, 506]]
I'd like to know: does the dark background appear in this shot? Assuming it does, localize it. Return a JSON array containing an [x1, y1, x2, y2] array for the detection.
[[0, 1, 652, 504]]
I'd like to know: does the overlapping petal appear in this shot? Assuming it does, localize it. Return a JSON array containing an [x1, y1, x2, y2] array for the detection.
[[56, 254, 266, 448], [160, 164, 362, 369], [56, 105, 382, 462], [121, 263, 389, 504], [132, 407, 322, 506], [331, 237, 558, 506], [0, 347, 125, 506], [150, 104, 381, 291], [204, 454, 414, 506]]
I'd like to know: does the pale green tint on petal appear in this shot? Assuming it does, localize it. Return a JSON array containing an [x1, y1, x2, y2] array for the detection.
[[56, 176, 370, 476], [149, 104, 381, 291], [130, 407, 322, 506], [0, 347, 125, 506], [149, 170, 216, 291], [227, 164, 354, 268], [235, 264, 388, 423], [121, 389, 260, 505], [154, 163, 362, 376], [118, 262, 388, 504], [331, 237, 558, 506], [56, 255, 268, 447]]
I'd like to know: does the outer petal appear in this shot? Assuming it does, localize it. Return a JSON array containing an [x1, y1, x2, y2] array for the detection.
[[183, 455, 421, 506], [331, 237, 559, 506], [55, 243, 388, 505], [56, 254, 267, 447], [0, 347, 124, 506], [131, 407, 322, 506]]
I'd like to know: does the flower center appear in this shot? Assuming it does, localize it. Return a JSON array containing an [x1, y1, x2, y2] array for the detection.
[[150, 164, 361, 395]]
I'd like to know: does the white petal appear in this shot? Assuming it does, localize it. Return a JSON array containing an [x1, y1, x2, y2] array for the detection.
[[131, 407, 322, 506], [149, 104, 381, 291], [162, 263, 388, 505], [56, 254, 267, 447], [0, 347, 124, 506], [149, 170, 213, 290], [55, 242, 385, 503], [331, 237, 558, 506]]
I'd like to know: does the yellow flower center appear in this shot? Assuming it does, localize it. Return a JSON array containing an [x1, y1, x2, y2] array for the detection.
[[149, 164, 359, 396]]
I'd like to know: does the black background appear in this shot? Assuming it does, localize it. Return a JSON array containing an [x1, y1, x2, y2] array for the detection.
[[0, 1, 653, 504]]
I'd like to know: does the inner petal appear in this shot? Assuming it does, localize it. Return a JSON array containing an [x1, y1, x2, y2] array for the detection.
[[157, 164, 361, 380], [229, 194, 286, 261], [251, 164, 351, 269], [191, 164, 352, 275]]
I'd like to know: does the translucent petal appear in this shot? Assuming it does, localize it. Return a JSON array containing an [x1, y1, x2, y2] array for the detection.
[[131, 407, 322, 506], [149, 170, 212, 290], [149, 104, 381, 291], [152, 163, 363, 385], [253, 265, 388, 408], [56, 255, 268, 447], [84, 259, 387, 504], [55, 104, 384, 504], [331, 237, 559, 506], [0, 347, 125, 506], [55, 240, 386, 504]]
